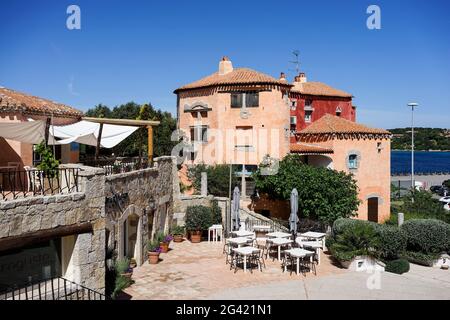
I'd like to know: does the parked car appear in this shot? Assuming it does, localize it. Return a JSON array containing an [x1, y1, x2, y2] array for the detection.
[[430, 185, 443, 193], [438, 187, 449, 196], [439, 196, 450, 204]]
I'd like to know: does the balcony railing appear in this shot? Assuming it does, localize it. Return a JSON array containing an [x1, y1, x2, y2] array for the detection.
[[81, 156, 151, 176], [0, 277, 108, 300], [0, 168, 80, 201]]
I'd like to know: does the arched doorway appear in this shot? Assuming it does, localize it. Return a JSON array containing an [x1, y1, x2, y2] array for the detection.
[[367, 197, 379, 222], [123, 213, 139, 259]]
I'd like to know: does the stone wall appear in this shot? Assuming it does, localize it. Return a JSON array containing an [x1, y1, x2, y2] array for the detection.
[[0, 165, 106, 292], [105, 156, 177, 266]]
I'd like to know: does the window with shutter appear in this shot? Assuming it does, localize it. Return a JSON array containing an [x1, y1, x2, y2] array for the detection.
[[246, 92, 259, 107], [231, 93, 243, 108]]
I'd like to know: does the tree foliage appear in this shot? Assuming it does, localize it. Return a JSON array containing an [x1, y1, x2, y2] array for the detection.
[[389, 127, 450, 151], [84, 102, 177, 157], [188, 163, 240, 197], [252, 154, 360, 225]]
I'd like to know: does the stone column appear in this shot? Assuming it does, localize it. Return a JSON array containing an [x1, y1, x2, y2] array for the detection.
[[201, 172, 207, 196], [398, 212, 404, 226]]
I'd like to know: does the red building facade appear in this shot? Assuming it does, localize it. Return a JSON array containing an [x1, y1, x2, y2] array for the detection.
[[289, 73, 356, 141]]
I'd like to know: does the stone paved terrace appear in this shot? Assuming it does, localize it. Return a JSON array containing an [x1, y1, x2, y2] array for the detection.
[[123, 240, 345, 300], [124, 240, 450, 300]]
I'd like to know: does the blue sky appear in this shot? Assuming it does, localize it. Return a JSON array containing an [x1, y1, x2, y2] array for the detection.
[[1, 0, 449, 129]]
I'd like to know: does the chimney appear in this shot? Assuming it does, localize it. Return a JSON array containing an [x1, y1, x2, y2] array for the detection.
[[298, 72, 307, 83], [279, 72, 287, 81], [219, 56, 233, 75]]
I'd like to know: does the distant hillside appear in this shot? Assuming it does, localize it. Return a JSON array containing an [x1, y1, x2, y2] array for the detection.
[[388, 128, 450, 151]]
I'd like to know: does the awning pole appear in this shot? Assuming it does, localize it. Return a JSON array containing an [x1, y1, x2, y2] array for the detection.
[[95, 123, 104, 162], [147, 125, 153, 163], [44, 118, 51, 147]]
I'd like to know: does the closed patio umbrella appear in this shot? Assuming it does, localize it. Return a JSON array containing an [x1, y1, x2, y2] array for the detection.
[[289, 188, 299, 240], [232, 186, 241, 231]]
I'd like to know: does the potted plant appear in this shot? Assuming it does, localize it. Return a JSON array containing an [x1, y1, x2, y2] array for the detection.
[[157, 232, 173, 253], [116, 257, 133, 280], [147, 240, 161, 264], [185, 205, 213, 243], [171, 225, 185, 243]]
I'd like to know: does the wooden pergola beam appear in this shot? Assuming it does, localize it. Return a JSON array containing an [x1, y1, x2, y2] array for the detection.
[[0, 222, 93, 253], [82, 117, 160, 127]]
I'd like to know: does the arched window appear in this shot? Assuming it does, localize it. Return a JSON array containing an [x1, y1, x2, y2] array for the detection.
[[336, 106, 342, 116], [348, 154, 358, 169]]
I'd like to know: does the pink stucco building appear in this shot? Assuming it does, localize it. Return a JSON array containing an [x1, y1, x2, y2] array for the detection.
[[175, 57, 392, 223]]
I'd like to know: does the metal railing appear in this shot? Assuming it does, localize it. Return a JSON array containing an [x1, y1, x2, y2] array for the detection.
[[0, 277, 108, 300], [81, 157, 151, 176], [391, 171, 450, 176], [244, 217, 289, 233], [0, 168, 80, 201]]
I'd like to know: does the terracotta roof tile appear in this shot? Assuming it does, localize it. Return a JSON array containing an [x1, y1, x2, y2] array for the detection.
[[298, 114, 391, 136], [291, 82, 352, 98], [290, 143, 333, 154], [174, 68, 292, 92], [0, 87, 82, 118]]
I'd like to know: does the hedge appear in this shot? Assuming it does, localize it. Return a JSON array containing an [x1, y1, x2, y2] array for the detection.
[[401, 219, 450, 254], [385, 259, 410, 274], [377, 225, 407, 260]]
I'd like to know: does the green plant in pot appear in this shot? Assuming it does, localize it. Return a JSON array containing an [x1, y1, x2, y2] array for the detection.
[[115, 257, 133, 280], [156, 231, 173, 253], [171, 225, 185, 243], [147, 240, 161, 264], [185, 205, 213, 243]]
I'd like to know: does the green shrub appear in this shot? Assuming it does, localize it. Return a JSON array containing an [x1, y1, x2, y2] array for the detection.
[[401, 219, 450, 254], [112, 275, 132, 299], [146, 240, 161, 252], [400, 251, 441, 267], [328, 221, 380, 262], [155, 231, 165, 243], [170, 225, 185, 235], [385, 259, 410, 274], [211, 200, 222, 225], [188, 164, 239, 197], [377, 225, 407, 260], [115, 258, 130, 275], [332, 218, 378, 237], [185, 205, 213, 231]]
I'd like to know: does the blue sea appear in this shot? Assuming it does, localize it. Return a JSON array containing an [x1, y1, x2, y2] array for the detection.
[[391, 151, 450, 175]]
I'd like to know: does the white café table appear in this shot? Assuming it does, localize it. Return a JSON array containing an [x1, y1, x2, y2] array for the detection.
[[230, 230, 254, 238], [232, 247, 259, 273], [284, 248, 315, 275], [266, 231, 291, 239], [269, 237, 293, 261], [227, 237, 252, 248], [296, 240, 323, 265], [299, 231, 326, 249]]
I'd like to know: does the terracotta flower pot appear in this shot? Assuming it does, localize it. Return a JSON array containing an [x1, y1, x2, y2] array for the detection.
[[120, 272, 133, 280], [148, 251, 160, 264], [160, 242, 169, 253], [173, 234, 184, 243], [190, 231, 202, 243]]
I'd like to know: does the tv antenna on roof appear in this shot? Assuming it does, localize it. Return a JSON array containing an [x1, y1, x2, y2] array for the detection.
[[289, 50, 300, 75]]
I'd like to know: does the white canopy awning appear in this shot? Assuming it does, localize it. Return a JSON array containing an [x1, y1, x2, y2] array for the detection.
[[0, 120, 47, 144], [49, 120, 139, 148], [0, 120, 139, 148]]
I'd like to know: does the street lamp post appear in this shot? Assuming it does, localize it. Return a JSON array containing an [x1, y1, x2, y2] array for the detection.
[[408, 102, 418, 200]]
